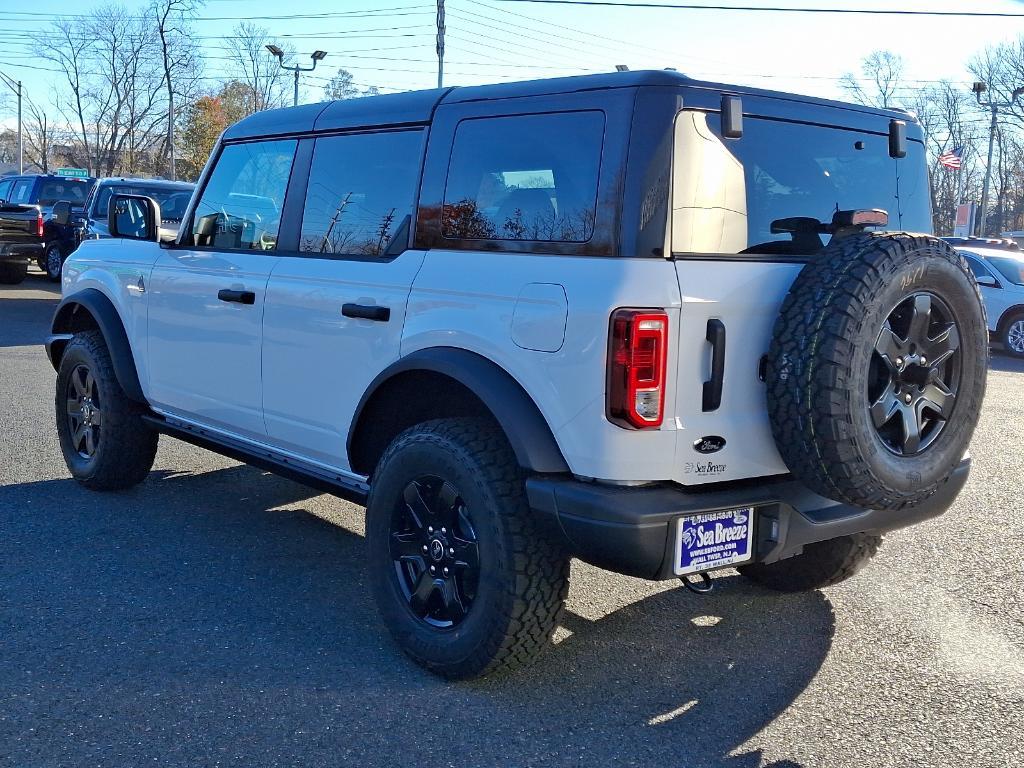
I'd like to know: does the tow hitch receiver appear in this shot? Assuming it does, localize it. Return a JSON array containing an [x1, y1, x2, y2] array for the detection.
[[680, 572, 714, 594]]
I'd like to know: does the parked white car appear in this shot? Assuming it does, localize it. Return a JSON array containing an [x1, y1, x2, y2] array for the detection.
[[956, 246, 1024, 356]]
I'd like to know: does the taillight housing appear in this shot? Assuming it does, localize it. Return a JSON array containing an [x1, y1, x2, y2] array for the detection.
[[607, 308, 668, 429], [36, 210, 44, 239]]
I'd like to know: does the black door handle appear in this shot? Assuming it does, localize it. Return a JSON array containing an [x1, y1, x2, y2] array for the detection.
[[218, 289, 255, 305], [342, 303, 390, 322], [702, 319, 726, 412]]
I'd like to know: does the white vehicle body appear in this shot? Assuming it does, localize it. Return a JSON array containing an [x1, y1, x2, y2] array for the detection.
[[956, 246, 1024, 353], [50, 71, 968, 584]]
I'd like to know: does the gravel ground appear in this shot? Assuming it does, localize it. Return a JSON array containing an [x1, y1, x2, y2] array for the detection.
[[1, 277, 1021, 768]]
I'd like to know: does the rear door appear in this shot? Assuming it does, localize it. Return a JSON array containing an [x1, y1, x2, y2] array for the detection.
[[261, 128, 427, 470], [668, 106, 933, 485], [146, 139, 297, 441]]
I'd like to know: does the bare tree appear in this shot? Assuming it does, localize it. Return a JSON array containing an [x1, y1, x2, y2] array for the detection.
[[226, 22, 289, 114], [153, 0, 202, 179], [841, 50, 906, 109], [22, 98, 57, 173]]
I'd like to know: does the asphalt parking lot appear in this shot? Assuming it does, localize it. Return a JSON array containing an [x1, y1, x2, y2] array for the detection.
[[1, 276, 1022, 768]]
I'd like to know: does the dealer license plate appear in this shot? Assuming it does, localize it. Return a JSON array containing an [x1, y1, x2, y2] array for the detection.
[[675, 508, 755, 575]]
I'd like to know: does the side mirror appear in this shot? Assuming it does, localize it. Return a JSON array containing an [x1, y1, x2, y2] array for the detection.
[[108, 194, 161, 242], [975, 273, 999, 288], [52, 200, 72, 227]]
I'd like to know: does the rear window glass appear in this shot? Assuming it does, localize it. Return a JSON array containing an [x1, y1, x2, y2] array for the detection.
[[672, 111, 931, 256], [442, 111, 604, 243], [37, 180, 90, 206]]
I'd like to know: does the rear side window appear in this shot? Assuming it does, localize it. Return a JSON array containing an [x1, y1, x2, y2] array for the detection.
[[9, 179, 32, 204], [299, 130, 423, 256], [442, 111, 604, 243], [191, 139, 296, 251]]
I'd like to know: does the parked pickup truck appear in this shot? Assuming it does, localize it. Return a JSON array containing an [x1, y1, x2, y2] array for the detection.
[[0, 173, 95, 284], [0, 201, 44, 284]]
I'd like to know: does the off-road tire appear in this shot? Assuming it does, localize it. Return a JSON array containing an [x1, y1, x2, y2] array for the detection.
[[1000, 311, 1024, 358], [767, 233, 987, 511], [55, 330, 158, 490], [0, 260, 28, 284], [366, 417, 569, 680], [738, 533, 882, 592], [44, 243, 63, 282]]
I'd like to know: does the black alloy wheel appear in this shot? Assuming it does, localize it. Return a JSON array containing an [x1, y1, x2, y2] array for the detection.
[[45, 244, 63, 282], [390, 475, 480, 628], [868, 292, 961, 456], [66, 363, 103, 460]]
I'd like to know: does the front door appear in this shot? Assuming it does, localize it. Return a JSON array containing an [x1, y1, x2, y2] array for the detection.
[[146, 138, 298, 441], [261, 129, 426, 470]]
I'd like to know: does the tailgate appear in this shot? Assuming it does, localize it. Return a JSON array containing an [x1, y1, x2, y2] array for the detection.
[[671, 259, 801, 486], [0, 205, 40, 243]]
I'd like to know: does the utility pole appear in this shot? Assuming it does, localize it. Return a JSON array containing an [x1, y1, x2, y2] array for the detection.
[[266, 46, 327, 107], [0, 71, 23, 174], [973, 81, 1024, 237], [436, 0, 445, 89]]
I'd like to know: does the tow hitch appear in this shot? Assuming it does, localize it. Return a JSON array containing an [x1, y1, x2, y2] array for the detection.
[[680, 572, 714, 594]]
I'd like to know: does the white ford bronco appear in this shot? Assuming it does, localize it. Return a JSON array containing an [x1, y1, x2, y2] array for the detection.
[[47, 71, 986, 679]]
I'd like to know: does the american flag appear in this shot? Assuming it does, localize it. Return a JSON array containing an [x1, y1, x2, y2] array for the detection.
[[939, 147, 963, 170]]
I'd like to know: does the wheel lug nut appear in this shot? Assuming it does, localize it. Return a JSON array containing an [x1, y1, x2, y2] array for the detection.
[[896, 357, 904, 366], [904, 394, 912, 404], [449, 548, 455, 556], [920, 356, 927, 365], [441, 528, 447, 534], [430, 566, 436, 573], [443, 567, 449, 575], [428, 526, 433, 534], [422, 545, 428, 553]]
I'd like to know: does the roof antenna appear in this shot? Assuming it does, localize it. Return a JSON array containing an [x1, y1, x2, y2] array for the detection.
[[615, 64, 629, 72]]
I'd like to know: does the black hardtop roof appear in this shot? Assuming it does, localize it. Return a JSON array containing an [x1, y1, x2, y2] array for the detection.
[[223, 69, 917, 141], [95, 177, 194, 188]]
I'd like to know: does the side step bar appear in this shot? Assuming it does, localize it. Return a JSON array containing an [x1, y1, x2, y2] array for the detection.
[[142, 414, 370, 506]]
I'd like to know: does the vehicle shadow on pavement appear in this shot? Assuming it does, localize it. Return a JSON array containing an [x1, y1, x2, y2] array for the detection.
[[0, 297, 62, 348], [1, 464, 831, 768], [988, 350, 1024, 373]]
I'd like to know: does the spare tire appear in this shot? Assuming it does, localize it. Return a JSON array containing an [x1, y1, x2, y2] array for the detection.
[[767, 233, 987, 511]]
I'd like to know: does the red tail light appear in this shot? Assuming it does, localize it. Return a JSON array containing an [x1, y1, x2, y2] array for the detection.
[[607, 309, 668, 429], [36, 211, 44, 239]]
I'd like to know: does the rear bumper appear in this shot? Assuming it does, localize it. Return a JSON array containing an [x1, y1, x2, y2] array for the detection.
[[0, 241, 43, 261], [526, 458, 971, 580]]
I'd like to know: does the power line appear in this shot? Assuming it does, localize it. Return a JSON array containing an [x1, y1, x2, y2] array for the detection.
[[491, 0, 1024, 16]]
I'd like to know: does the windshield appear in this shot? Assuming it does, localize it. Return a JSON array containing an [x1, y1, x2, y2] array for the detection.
[[95, 185, 194, 221], [984, 254, 1024, 285], [672, 111, 932, 256]]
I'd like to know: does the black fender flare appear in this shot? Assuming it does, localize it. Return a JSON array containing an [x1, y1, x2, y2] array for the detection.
[[47, 288, 146, 403], [997, 304, 1024, 333], [348, 347, 570, 475]]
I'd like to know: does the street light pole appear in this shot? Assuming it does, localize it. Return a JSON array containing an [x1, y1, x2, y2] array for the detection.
[[0, 71, 23, 174], [436, 0, 445, 89], [266, 46, 327, 108], [973, 81, 1024, 237]]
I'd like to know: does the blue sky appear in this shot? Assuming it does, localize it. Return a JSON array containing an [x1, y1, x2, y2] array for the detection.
[[2, 0, 1024, 124]]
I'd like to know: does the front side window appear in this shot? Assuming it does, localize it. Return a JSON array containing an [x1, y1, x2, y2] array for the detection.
[[442, 111, 604, 243], [191, 139, 296, 251], [672, 111, 932, 256], [0, 179, 12, 201], [299, 130, 423, 256]]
